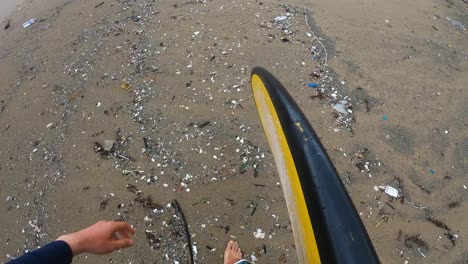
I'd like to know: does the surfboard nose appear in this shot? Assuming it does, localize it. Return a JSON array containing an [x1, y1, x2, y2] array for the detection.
[[251, 67, 379, 264]]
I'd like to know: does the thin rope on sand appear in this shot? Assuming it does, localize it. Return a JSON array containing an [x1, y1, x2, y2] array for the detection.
[[304, 9, 328, 67]]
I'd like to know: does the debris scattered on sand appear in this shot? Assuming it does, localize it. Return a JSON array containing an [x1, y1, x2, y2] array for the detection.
[[332, 100, 349, 114], [446, 17, 466, 31]]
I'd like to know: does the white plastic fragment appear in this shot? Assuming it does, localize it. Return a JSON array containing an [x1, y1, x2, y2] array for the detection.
[[253, 229, 265, 239], [251, 254, 258, 262], [192, 245, 198, 255], [332, 100, 348, 114], [274, 16, 288, 22], [22, 19, 36, 28], [376, 185, 400, 198]]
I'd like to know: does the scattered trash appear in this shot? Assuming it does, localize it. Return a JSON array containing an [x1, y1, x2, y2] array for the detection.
[[251, 254, 258, 262], [274, 16, 288, 23], [121, 83, 133, 91], [103, 140, 115, 152], [46, 122, 54, 129], [446, 17, 466, 31], [22, 19, 36, 28], [429, 169, 435, 174], [376, 185, 400, 198], [254, 229, 265, 239], [274, 14, 293, 35], [332, 100, 349, 114], [383, 115, 388, 121], [308, 83, 318, 88]]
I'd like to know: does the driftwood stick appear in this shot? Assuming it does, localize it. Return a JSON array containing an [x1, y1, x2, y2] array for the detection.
[[173, 199, 194, 264]]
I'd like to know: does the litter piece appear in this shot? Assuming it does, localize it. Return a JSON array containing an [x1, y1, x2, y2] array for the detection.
[[121, 83, 133, 91], [376, 185, 400, 198], [103, 140, 115, 152], [22, 19, 36, 28], [446, 17, 466, 31], [332, 100, 349, 114], [253, 229, 265, 239]]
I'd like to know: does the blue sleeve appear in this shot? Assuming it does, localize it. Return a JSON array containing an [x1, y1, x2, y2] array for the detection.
[[7, 241, 73, 264]]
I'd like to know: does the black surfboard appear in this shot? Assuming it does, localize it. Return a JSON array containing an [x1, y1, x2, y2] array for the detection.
[[251, 67, 379, 264]]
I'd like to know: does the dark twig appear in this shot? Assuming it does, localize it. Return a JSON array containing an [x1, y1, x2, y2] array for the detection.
[[94, 1, 105, 8], [173, 199, 194, 264]]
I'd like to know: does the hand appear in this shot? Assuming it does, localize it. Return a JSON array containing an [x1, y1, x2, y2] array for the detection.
[[57, 220, 135, 256]]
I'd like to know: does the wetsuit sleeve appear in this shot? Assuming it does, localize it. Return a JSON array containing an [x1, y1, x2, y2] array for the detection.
[[7, 240, 73, 264]]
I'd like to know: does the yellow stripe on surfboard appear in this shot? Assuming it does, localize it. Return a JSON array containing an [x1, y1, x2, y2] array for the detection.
[[252, 74, 321, 264]]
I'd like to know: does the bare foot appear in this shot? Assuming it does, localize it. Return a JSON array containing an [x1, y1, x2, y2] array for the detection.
[[224, 240, 242, 264]]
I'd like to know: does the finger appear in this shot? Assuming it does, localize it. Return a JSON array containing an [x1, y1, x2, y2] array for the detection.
[[112, 222, 135, 235], [116, 230, 131, 239], [112, 238, 134, 250]]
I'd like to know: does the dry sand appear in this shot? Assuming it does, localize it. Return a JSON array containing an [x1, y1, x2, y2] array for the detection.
[[0, 0, 467, 263]]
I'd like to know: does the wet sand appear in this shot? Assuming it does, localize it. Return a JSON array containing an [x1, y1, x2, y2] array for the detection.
[[0, 0, 467, 263]]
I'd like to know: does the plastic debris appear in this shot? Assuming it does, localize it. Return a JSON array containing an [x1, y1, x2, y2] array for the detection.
[[274, 16, 288, 23], [274, 14, 293, 35], [253, 229, 265, 239], [376, 185, 400, 198], [308, 83, 318, 88], [429, 169, 435, 174], [104, 140, 115, 152], [446, 17, 466, 31], [121, 83, 133, 91], [251, 254, 258, 262], [22, 19, 36, 28], [383, 115, 388, 121], [332, 100, 349, 114]]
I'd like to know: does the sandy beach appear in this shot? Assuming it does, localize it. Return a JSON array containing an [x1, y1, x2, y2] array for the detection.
[[0, 0, 466, 263]]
